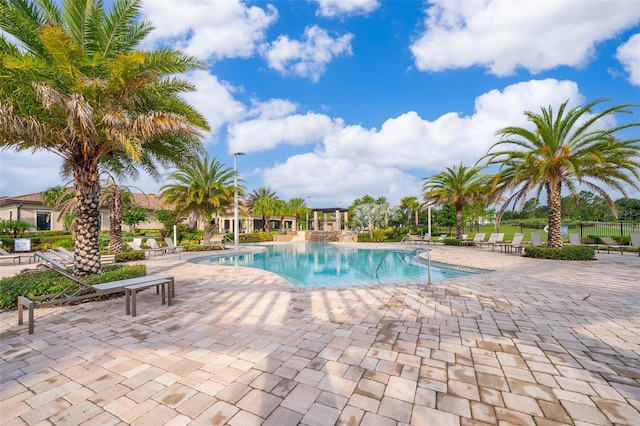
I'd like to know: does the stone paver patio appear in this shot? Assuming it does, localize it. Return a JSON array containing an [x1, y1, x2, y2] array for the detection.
[[1, 244, 639, 425]]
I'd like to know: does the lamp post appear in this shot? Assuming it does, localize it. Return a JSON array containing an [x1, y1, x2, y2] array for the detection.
[[233, 152, 245, 249]]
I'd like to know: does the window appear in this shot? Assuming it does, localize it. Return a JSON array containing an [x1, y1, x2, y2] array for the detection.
[[36, 211, 51, 231]]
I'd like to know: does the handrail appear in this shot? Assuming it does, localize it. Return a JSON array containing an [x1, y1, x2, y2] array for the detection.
[[375, 247, 432, 284]]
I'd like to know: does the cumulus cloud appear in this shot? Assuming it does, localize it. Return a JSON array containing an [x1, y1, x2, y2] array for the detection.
[[262, 25, 354, 81], [182, 71, 246, 137], [228, 113, 339, 153], [411, 0, 640, 76], [262, 154, 417, 206], [616, 33, 640, 85], [247, 98, 298, 119], [140, 0, 277, 60], [256, 79, 584, 204], [315, 0, 380, 17]]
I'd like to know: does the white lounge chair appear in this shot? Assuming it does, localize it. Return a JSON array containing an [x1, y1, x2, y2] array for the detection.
[[428, 234, 447, 245], [461, 233, 485, 247], [495, 233, 525, 254], [146, 238, 167, 255], [477, 233, 502, 250], [127, 241, 163, 257], [530, 233, 544, 247], [164, 237, 185, 254]]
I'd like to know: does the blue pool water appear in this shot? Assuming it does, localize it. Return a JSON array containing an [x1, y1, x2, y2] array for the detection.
[[190, 243, 486, 288]]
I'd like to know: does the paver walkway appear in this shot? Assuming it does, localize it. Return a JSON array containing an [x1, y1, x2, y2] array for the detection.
[[0, 245, 639, 425]]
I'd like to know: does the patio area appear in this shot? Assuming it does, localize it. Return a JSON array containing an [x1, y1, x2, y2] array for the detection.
[[1, 245, 639, 425]]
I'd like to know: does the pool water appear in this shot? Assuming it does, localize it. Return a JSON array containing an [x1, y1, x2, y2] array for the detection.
[[190, 243, 485, 288]]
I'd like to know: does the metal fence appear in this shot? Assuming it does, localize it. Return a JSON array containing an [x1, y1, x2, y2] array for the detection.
[[567, 221, 640, 238]]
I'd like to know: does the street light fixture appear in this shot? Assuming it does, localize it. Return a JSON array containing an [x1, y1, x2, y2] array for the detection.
[[233, 152, 245, 249]]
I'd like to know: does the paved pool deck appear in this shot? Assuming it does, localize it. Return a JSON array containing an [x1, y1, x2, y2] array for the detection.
[[0, 244, 639, 425]]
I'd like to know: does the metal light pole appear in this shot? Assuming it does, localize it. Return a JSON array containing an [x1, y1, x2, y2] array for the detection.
[[233, 152, 245, 249]]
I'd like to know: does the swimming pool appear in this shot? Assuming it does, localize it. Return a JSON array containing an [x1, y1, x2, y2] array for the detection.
[[190, 243, 486, 288]]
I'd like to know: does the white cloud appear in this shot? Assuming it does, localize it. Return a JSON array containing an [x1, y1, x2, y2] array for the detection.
[[411, 0, 640, 76], [262, 25, 354, 81], [247, 98, 298, 119], [315, 0, 380, 17], [182, 71, 246, 138], [616, 33, 640, 85], [140, 0, 278, 61], [256, 79, 585, 204], [262, 154, 418, 206], [228, 113, 339, 153]]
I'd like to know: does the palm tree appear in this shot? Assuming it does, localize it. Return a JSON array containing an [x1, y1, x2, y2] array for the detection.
[[246, 187, 275, 220], [423, 164, 488, 240], [287, 197, 310, 230], [400, 196, 420, 230], [159, 154, 235, 244], [484, 99, 640, 248], [0, 0, 207, 276], [253, 195, 280, 233]]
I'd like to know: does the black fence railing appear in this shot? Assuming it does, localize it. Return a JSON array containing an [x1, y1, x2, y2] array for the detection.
[[568, 221, 640, 238]]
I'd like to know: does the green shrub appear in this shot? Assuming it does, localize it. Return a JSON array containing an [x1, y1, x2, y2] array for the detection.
[[0, 264, 147, 309], [524, 245, 595, 260], [114, 250, 146, 262], [444, 238, 462, 246]]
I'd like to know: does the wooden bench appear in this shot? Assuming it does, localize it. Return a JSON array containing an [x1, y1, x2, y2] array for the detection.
[[125, 277, 174, 317], [17, 260, 174, 334]]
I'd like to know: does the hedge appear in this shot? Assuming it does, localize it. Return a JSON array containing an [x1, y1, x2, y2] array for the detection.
[[523, 245, 595, 260]]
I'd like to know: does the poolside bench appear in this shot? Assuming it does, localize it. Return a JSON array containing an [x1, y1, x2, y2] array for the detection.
[[125, 277, 174, 317], [17, 258, 175, 334]]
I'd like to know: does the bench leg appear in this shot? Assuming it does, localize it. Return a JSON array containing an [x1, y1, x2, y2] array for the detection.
[[18, 296, 34, 334], [161, 283, 166, 305], [125, 289, 131, 315], [131, 289, 137, 317]]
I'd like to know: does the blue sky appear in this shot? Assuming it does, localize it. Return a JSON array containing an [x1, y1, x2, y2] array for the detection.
[[1, 0, 640, 208]]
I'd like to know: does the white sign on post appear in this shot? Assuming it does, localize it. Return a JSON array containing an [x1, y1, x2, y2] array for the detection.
[[14, 238, 31, 252]]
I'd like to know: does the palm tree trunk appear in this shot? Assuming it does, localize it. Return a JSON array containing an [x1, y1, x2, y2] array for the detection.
[[456, 207, 463, 240], [108, 190, 124, 253], [547, 182, 564, 248], [265, 216, 271, 233], [73, 164, 102, 276], [202, 221, 213, 244]]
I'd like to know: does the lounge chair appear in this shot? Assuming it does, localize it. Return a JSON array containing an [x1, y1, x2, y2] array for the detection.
[[530, 233, 544, 247], [495, 233, 525, 253], [17, 252, 175, 333], [401, 233, 430, 244], [461, 233, 485, 247], [428, 234, 447, 245], [630, 234, 640, 257], [568, 233, 581, 245], [146, 238, 167, 255], [0, 247, 35, 265], [599, 236, 627, 255], [477, 233, 503, 250], [568, 233, 600, 250], [127, 241, 164, 257], [201, 234, 226, 250], [164, 237, 185, 254]]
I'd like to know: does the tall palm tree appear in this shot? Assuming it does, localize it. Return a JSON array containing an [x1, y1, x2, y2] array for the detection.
[[0, 0, 207, 275], [159, 154, 235, 244], [484, 99, 640, 248], [400, 196, 420, 230], [253, 195, 280, 233], [287, 197, 309, 230], [423, 164, 488, 240]]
